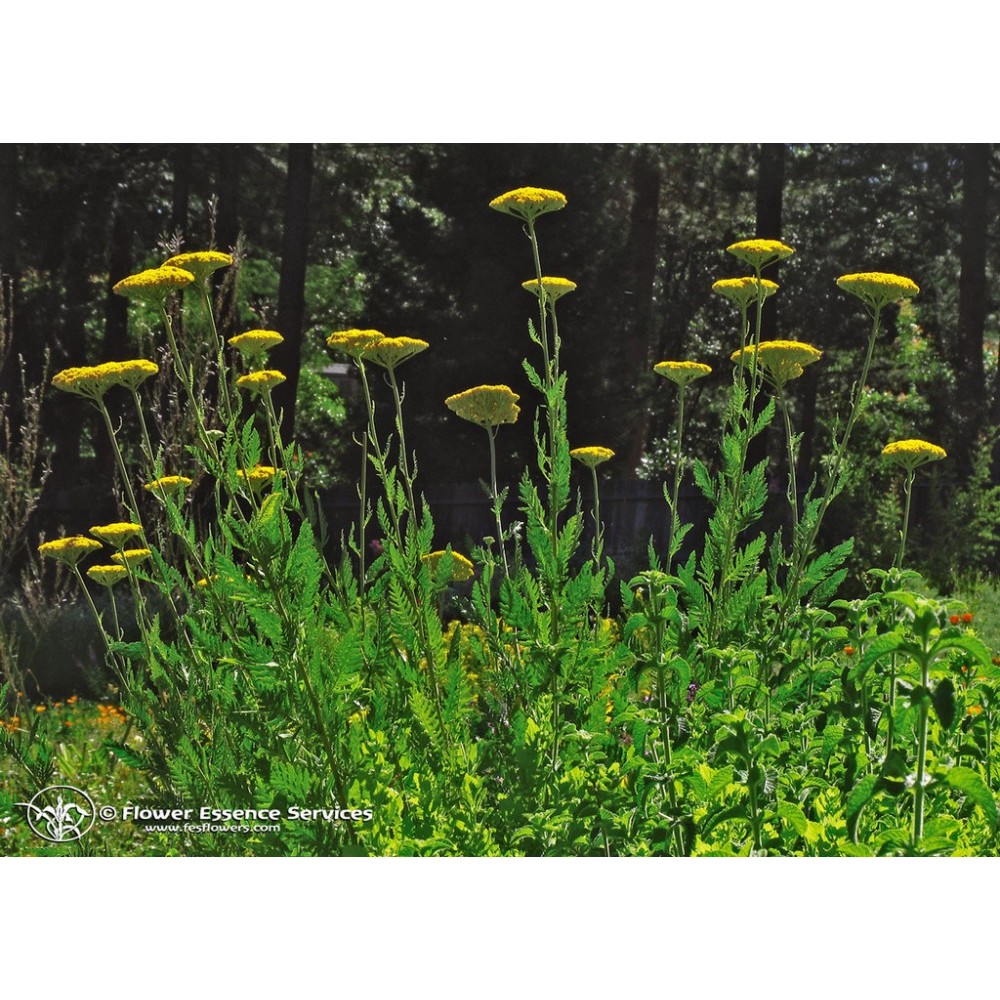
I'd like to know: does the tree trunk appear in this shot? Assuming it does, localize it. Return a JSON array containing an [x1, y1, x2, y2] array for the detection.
[[215, 144, 241, 341], [619, 147, 661, 475], [272, 143, 314, 440], [0, 143, 19, 397], [171, 145, 193, 243], [956, 143, 988, 481]]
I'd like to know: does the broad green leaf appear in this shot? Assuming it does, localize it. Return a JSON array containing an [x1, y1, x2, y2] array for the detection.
[[946, 767, 999, 831]]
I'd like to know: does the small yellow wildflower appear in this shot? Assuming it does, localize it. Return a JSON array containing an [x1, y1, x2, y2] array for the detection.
[[195, 575, 219, 588], [653, 361, 713, 386], [731, 340, 822, 387], [570, 446, 615, 468], [38, 536, 103, 566], [445, 385, 520, 428], [236, 465, 278, 491], [880, 439, 947, 472], [422, 550, 475, 582], [726, 239, 795, 270], [229, 330, 284, 357], [235, 370, 286, 394], [362, 337, 429, 371], [51, 360, 158, 400], [144, 475, 193, 498], [521, 277, 577, 303], [112, 266, 194, 302], [162, 250, 233, 284], [489, 187, 567, 221], [86, 564, 129, 587], [89, 522, 143, 548], [836, 272, 920, 310], [712, 277, 779, 308], [34, 705, 46, 714], [108, 359, 159, 391], [326, 329, 386, 358], [967, 705, 984, 717], [110, 548, 152, 568]]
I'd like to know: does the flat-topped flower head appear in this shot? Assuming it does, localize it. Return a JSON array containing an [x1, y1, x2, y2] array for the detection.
[[654, 361, 713, 386], [712, 277, 779, 309], [229, 330, 284, 358], [362, 337, 429, 371], [144, 475, 193, 498], [38, 535, 103, 567], [422, 549, 475, 582], [837, 272, 920, 311], [89, 522, 143, 548], [162, 250, 233, 284], [86, 565, 129, 587], [521, 277, 577, 303], [112, 266, 194, 303], [327, 329, 386, 359], [881, 439, 947, 472], [236, 465, 277, 491], [489, 187, 567, 222], [52, 360, 158, 400], [570, 446, 615, 468], [445, 385, 520, 428], [236, 370, 286, 394], [726, 239, 795, 270], [731, 340, 822, 387], [106, 359, 159, 391], [110, 548, 152, 568]]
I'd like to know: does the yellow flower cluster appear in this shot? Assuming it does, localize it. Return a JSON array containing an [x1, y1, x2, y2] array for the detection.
[[236, 370, 286, 394], [144, 475, 193, 497], [570, 446, 615, 468], [653, 361, 713, 386], [445, 385, 521, 428], [489, 187, 568, 221], [111, 548, 152, 568], [38, 536, 103, 566], [726, 239, 795, 269], [229, 330, 284, 357], [95, 703, 128, 727], [521, 277, 577, 302], [880, 439, 947, 471], [51, 360, 158, 399], [236, 465, 277, 490], [326, 329, 386, 358], [836, 272, 920, 310], [362, 337, 430, 371], [731, 340, 822, 387], [112, 266, 194, 302], [87, 565, 128, 587], [712, 277, 779, 308], [422, 550, 475, 582], [89, 522, 143, 547], [162, 251, 233, 283]]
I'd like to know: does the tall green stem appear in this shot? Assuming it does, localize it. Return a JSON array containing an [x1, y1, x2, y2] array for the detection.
[[486, 427, 510, 578], [589, 465, 604, 565], [913, 653, 930, 845], [667, 384, 686, 565], [895, 469, 915, 569], [776, 386, 799, 524], [96, 400, 141, 519]]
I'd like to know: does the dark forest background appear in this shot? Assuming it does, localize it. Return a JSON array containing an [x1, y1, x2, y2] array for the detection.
[[2, 143, 999, 592]]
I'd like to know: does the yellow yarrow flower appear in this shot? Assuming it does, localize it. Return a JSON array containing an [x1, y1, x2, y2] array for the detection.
[[38, 536, 103, 566], [362, 337, 429, 371], [422, 550, 475, 582], [326, 329, 386, 359], [880, 439, 946, 472], [110, 548, 152, 568], [112, 266, 194, 303], [489, 187, 567, 221], [726, 239, 795, 270], [653, 361, 713, 386], [229, 330, 284, 357], [162, 250, 233, 284], [89, 522, 143, 548], [87, 565, 129, 587], [570, 446, 615, 468], [712, 277, 779, 309], [445, 385, 520, 428], [521, 277, 577, 303], [236, 370, 286, 394], [731, 340, 822, 387], [144, 475, 193, 497], [236, 465, 278, 491], [836, 272, 920, 310], [51, 360, 158, 400]]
